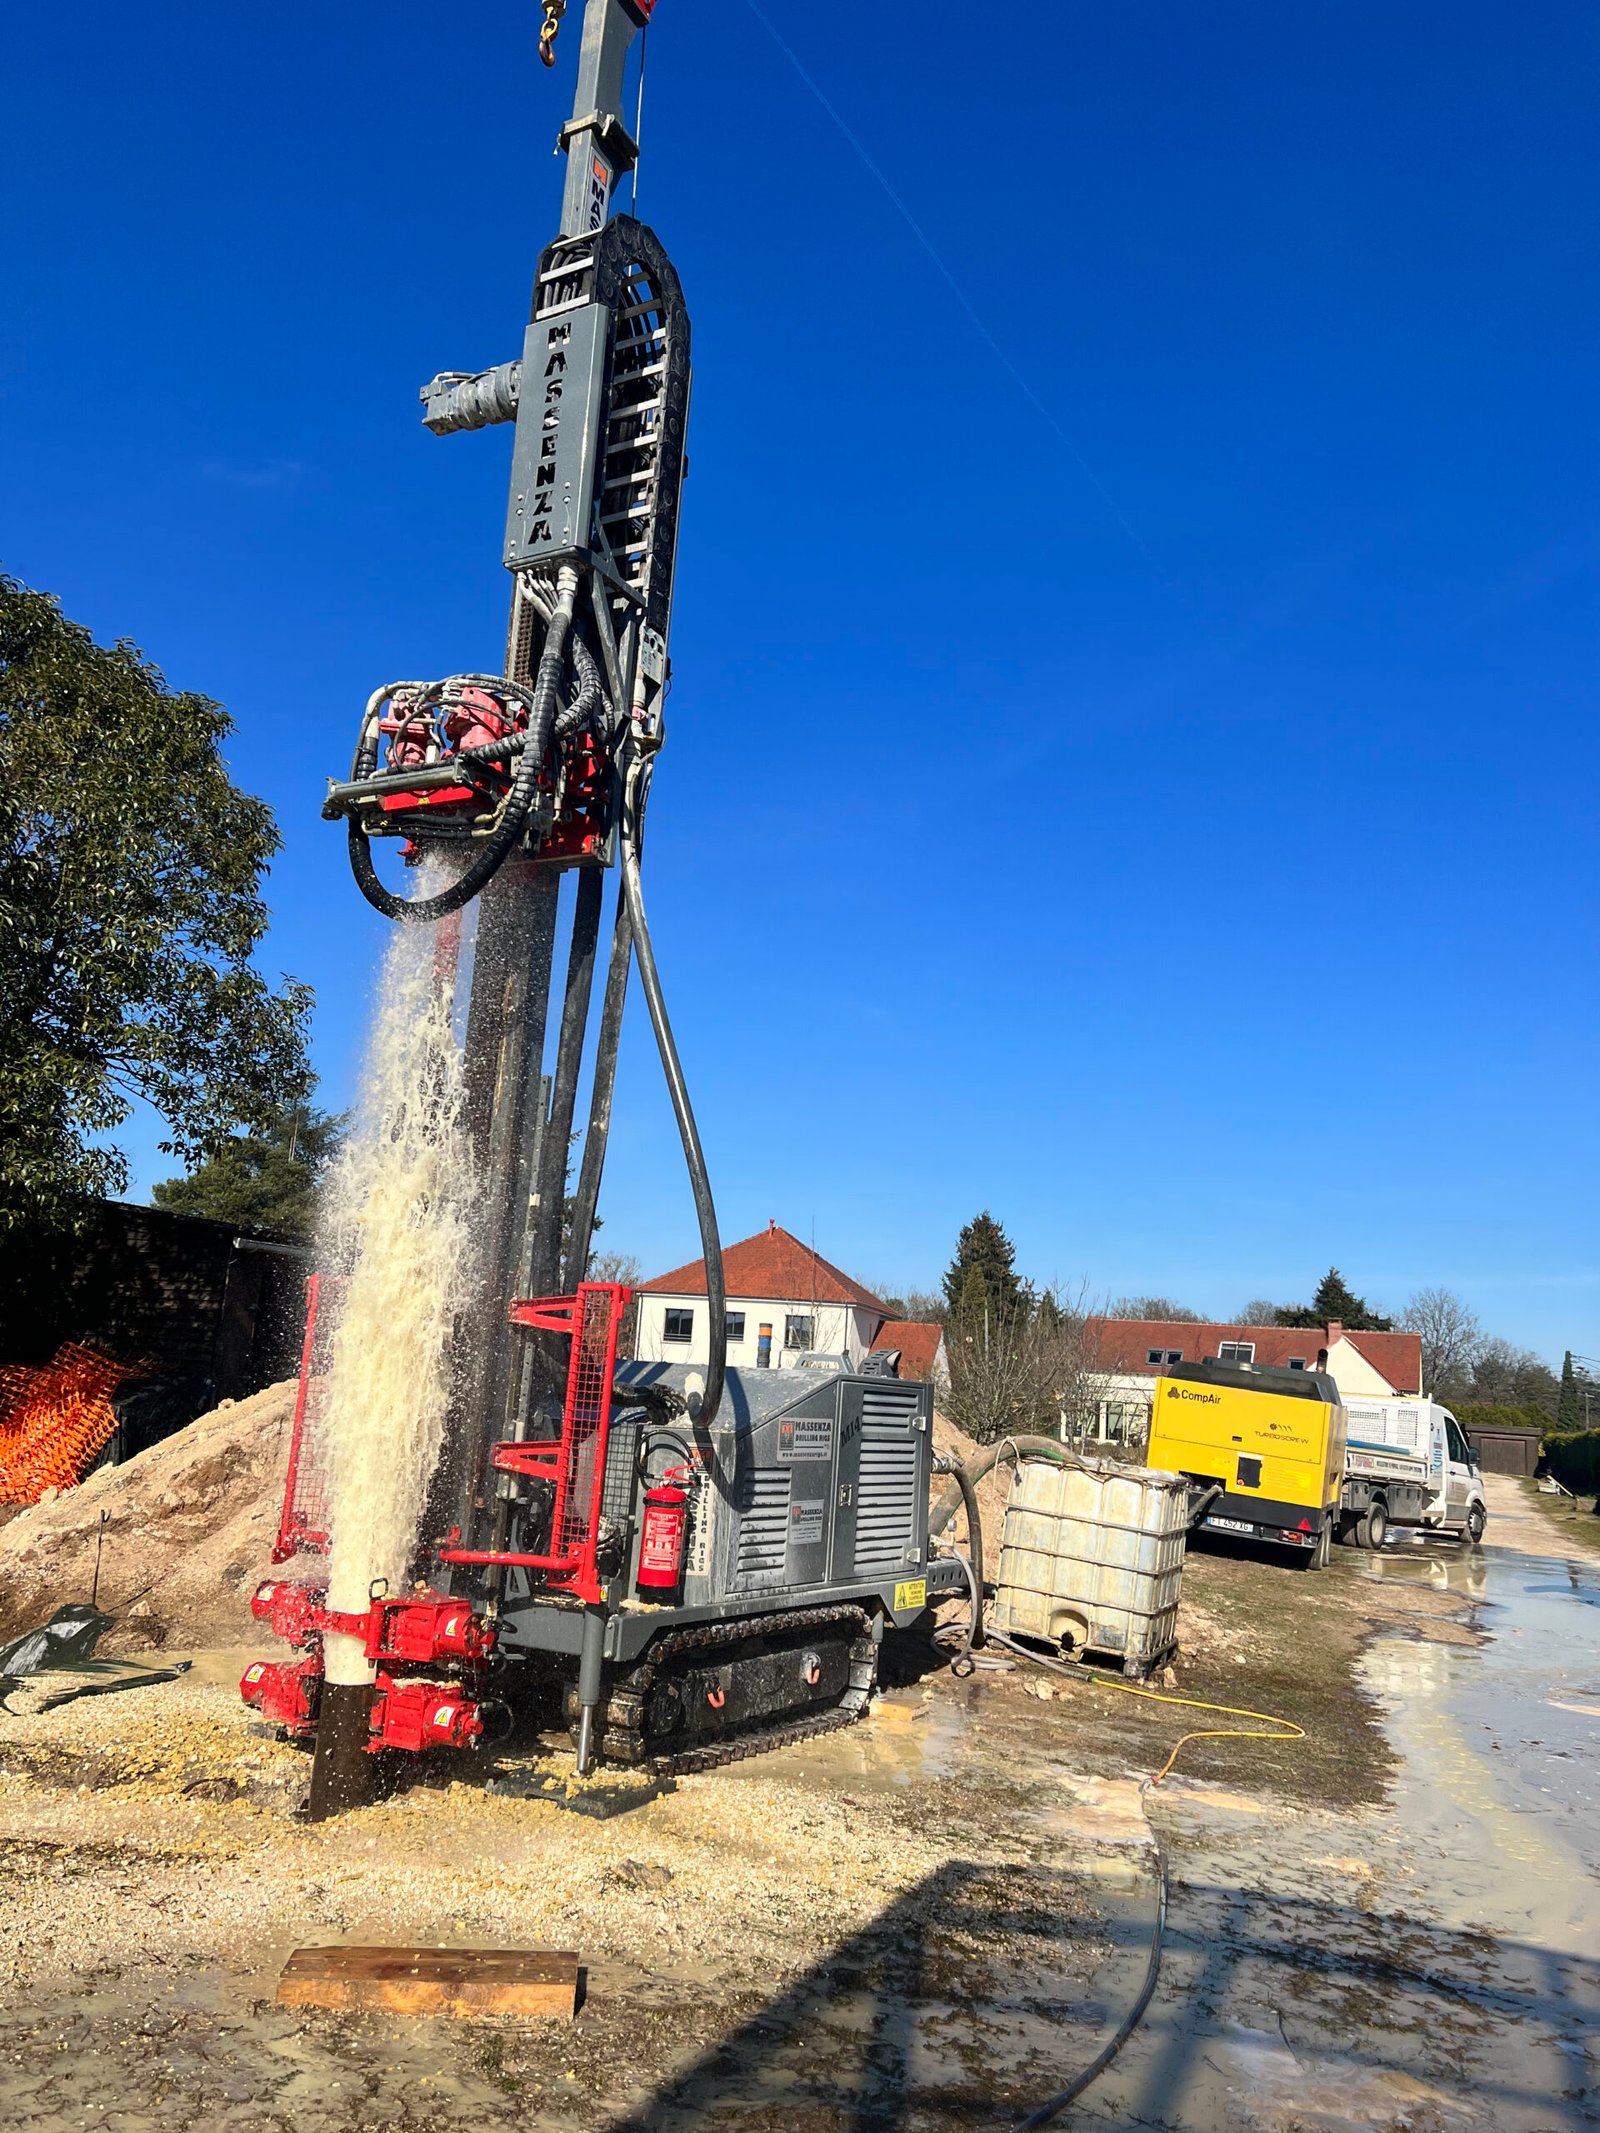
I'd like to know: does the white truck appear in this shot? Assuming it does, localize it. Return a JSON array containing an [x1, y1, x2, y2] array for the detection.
[[1336, 1397, 1488, 1549]]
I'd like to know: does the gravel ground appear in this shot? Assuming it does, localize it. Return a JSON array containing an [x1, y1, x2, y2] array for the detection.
[[0, 1659, 1133, 2132]]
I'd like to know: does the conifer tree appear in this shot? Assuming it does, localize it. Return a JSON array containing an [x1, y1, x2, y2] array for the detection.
[[1278, 1268, 1393, 1333], [942, 1212, 1024, 1319], [1557, 1350, 1580, 1433]]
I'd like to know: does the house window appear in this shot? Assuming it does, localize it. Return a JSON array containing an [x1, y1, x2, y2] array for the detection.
[[1097, 1402, 1148, 1445], [725, 1312, 746, 1344], [663, 1307, 693, 1344], [1217, 1341, 1256, 1366], [784, 1314, 814, 1351], [1147, 1348, 1183, 1366], [1287, 1356, 1306, 1371]]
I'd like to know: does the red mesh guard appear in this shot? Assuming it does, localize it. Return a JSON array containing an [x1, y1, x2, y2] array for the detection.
[[273, 1272, 341, 1563], [438, 1282, 630, 1604], [551, 1284, 626, 1573]]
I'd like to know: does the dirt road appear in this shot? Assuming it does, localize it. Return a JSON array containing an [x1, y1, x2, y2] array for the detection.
[[2, 1474, 1596, 2130]]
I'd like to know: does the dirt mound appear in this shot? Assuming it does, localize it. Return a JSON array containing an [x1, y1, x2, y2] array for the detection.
[[0, 1380, 296, 1651], [931, 1412, 1019, 1555]]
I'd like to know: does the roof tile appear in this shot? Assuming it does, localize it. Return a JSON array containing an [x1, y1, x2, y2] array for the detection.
[[639, 1224, 891, 1314]]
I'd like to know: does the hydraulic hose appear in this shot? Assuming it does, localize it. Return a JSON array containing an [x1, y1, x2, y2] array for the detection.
[[618, 748, 726, 1429], [347, 569, 580, 924], [562, 877, 632, 1292]]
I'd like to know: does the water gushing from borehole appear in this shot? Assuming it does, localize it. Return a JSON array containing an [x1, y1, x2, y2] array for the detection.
[[315, 863, 478, 1687]]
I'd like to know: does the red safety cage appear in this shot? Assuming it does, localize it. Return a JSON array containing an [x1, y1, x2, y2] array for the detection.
[[437, 1281, 630, 1605], [273, 1271, 343, 1563]]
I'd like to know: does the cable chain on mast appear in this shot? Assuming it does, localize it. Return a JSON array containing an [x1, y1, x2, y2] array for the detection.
[[539, 0, 566, 67]]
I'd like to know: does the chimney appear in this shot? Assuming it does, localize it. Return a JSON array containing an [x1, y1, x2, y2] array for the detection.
[[1326, 1321, 1343, 1345]]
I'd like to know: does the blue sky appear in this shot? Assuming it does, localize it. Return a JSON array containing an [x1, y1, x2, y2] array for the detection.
[[4, 2, 1596, 1359]]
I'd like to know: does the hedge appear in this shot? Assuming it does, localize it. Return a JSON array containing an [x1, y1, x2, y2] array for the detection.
[[1541, 1430, 1600, 1495], [1452, 1403, 1548, 1435]]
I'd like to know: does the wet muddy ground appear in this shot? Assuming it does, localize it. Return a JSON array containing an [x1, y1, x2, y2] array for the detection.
[[1, 1474, 1596, 2129]]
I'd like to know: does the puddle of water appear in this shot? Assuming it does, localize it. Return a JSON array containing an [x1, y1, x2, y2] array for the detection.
[[724, 1688, 970, 1792], [1081, 1536, 1600, 2132]]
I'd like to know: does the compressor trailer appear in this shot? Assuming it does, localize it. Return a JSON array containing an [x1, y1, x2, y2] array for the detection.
[[244, 0, 967, 1813]]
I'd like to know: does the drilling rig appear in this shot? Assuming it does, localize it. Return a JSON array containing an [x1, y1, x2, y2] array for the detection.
[[244, 0, 967, 1817]]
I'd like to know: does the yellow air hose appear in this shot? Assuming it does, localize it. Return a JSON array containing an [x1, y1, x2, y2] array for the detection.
[[980, 1625, 1306, 1785]]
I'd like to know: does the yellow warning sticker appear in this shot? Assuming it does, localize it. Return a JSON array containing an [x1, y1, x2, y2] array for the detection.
[[893, 1579, 927, 1612]]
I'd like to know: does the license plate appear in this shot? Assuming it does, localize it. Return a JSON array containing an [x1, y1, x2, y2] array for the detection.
[[1206, 1515, 1254, 1533]]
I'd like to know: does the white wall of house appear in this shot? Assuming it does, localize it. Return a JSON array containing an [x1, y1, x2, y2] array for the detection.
[[1322, 1335, 1403, 1398], [634, 1294, 884, 1370]]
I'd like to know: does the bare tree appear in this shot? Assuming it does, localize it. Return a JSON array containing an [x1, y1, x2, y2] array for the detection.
[[586, 1249, 643, 1353], [1234, 1299, 1290, 1327], [942, 1283, 1117, 1448], [1467, 1337, 1560, 1418], [1400, 1287, 1483, 1399], [1109, 1296, 1205, 1323]]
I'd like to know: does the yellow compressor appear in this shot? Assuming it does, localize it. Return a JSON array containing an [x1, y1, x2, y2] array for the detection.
[[1146, 1360, 1347, 1569]]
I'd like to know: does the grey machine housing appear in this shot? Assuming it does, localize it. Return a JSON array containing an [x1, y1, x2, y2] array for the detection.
[[492, 1362, 968, 1669]]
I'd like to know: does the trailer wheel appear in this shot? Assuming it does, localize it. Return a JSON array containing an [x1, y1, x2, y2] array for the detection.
[[1300, 1521, 1332, 1571], [1466, 1503, 1486, 1545], [1359, 1498, 1387, 1552]]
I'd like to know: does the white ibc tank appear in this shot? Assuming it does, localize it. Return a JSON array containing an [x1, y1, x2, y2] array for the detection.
[[989, 1457, 1188, 1678]]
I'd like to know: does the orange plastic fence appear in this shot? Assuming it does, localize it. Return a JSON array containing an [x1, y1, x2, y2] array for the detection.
[[0, 1343, 136, 1505]]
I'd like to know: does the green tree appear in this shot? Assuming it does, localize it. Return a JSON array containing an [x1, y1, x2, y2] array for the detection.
[[153, 1103, 343, 1242], [1557, 1350, 1580, 1433], [951, 1265, 993, 1340], [1468, 1338, 1560, 1418], [0, 579, 311, 1231], [942, 1211, 1023, 1320], [1276, 1268, 1393, 1332]]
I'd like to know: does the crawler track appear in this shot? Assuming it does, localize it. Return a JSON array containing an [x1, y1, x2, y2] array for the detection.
[[570, 1604, 878, 1776]]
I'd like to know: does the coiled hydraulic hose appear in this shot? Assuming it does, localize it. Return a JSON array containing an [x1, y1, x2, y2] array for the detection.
[[347, 568, 580, 924]]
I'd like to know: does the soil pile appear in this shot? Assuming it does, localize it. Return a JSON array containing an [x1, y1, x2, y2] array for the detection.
[[0, 1380, 296, 1649]]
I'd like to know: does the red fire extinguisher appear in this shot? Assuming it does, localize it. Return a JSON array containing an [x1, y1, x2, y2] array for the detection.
[[637, 1469, 691, 1594]]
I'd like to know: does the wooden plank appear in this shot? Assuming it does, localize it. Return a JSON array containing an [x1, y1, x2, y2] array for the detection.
[[276, 1944, 580, 2018]]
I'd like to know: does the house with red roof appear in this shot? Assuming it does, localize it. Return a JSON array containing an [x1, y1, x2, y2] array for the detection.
[[1080, 1316, 1423, 1447], [634, 1222, 946, 1383]]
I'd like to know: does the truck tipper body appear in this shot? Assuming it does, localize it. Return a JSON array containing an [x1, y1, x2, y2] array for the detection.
[[1338, 1397, 1488, 1547]]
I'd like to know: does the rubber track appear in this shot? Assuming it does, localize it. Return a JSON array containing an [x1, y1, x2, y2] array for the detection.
[[573, 1603, 877, 1777]]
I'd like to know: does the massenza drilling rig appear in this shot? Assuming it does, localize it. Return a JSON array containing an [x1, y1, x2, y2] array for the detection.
[[243, 0, 966, 1817]]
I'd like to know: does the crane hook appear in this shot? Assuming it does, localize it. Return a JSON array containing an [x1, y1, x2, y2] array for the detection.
[[538, 0, 566, 67]]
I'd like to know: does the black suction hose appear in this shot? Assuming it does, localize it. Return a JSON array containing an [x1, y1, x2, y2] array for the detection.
[[1012, 1822, 1169, 2130], [930, 1452, 985, 1658], [347, 582, 578, 925], [619, 750, 725, 1429]]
